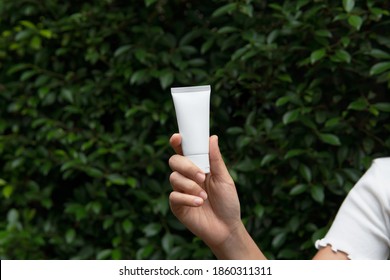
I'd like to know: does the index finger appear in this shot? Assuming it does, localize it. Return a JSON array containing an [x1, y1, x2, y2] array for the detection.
[[170, 133, 183, 155]]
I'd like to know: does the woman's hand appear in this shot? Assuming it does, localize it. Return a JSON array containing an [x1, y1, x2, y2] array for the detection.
[[168, 134, 265, 259]]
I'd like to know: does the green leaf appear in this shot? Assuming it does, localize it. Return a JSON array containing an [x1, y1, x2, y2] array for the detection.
[[114, 45, 132, 57], [130, 69, 148, 85], [226, 127, 243, 135], [299, 164, 312, 183], [239, 4, 253, 17], [231, 45, 250, 61], [253, 204, 265, 218], [272, 232, 287, 249], [289, 184, 307, 196], [318, 133, 341, 146], [187, 58, 205, 66], [6, 63, 30, 75], [10, 158, 24, 169], [348, 98, 367, 111], [111, 249, 122, 260], [373, 102, 390, 112], [143, 223, 162, 237], [136, 244, 154, 259], [276, 96, 290, 107], [288, 216, 300, 233], [340, 37, 351, 48], [311, 228, 328, 244], [261, 154, 277, 166], [217, 26, 239, 34], [370, 7, 390, 17], [179, 29, 203, 46], [212, 3, 237, 18], [201, 38, 214, 54], [61, 88, 74, 103], [7, 209, 19, 224], [20, 70, 36, 81], [159, 71, 174, 90], [363, 137, 375, 153], [343, 0, 355, 13], [348, 15, 363, 30], [369, 61, 390, 76], [84, 167, 104, 178], [267, 30, 279, 44], [3, 185, 14, 198], [30, 36, 41, 50], [311, 185, 325, 204], [153, 196, 169, 216], [369, 106, 380, 117], [122, 219, 134, 234], [39, 29, 52, 38], [65, 203, 87, 221], [90, 202, 101, 215], [162, 233, 174, 253], [331, 49, 351, 63], [106, 174, 126, 185], [144, 0, 157, 7], [368, 49, 390, 59], [268, 3, 283, 11], [96, 249, 112, 260], [314, 29, 332, 38], [65, 228, 76, 244], [60, 160, 80, 172], [20, 20, 36, 29], [103, 218, 114, 230], [283, 109, 300, 125], [278, 74, 292, 83], [284, 149, 306, 159], [325, 117, 341, 128], [310, 48, 326, 64], [235, 157, 256, 172], [179, 45, 197, 55], [127, 177, 137, 188]]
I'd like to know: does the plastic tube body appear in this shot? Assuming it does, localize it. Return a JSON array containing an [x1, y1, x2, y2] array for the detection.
[[171, 85, 210, 173]]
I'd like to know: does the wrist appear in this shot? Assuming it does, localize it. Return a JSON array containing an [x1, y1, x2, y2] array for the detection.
[[209, 222, 267, 260]]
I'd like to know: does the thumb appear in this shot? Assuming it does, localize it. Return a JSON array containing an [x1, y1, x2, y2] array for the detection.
[[209, 135, 230, 178]]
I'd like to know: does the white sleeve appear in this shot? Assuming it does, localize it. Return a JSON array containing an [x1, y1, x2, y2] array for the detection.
[[315, 158, 390, 259]]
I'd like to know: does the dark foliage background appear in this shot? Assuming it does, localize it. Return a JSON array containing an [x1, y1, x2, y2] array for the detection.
[[1, 0, 389, 259]]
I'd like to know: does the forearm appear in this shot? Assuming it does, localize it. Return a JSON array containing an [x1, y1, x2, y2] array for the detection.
[[209, 222, 267, 260]]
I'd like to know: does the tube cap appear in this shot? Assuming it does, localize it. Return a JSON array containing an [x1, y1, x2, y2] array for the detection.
[[186, 154, 210, 174]]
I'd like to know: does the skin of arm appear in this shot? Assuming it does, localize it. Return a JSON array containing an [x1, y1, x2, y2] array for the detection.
[[313, 246, 348, 260], [168, 133, 348, 260]]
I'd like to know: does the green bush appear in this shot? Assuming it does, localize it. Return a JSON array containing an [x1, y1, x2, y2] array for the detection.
[[1, 0, 389, 259]]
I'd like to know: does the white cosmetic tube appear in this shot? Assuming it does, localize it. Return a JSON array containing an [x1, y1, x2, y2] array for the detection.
[[171, 85, 210, 173]]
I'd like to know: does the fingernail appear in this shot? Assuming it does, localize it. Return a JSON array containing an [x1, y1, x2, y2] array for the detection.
[[196, 172, 206, 183], [199, 191, 208, 200], [194, 197, 203, 206]]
